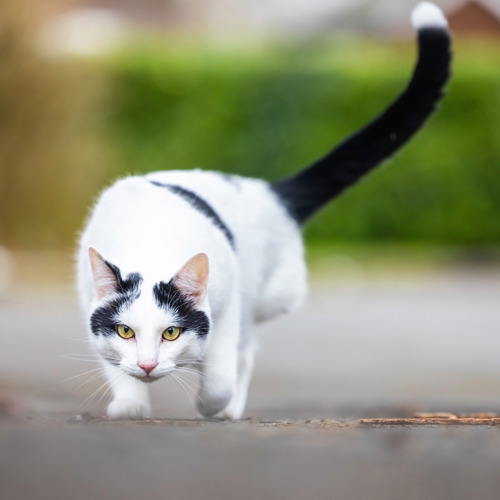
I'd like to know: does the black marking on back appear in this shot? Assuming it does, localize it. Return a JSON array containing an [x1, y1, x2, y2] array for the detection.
[[153, 280, 210, 338], [271, 27, 452, 224], [149, 181, 235, 249], [90, 267, 143, 337], [218, 173, 242, 190]]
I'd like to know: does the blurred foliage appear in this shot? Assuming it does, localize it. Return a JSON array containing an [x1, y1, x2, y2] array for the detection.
[[102, 37, 500, 246], [0, 0, 109, 249], [1, 22, 500, 248]]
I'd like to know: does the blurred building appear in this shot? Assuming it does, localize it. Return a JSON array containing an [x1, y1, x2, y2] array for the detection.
[[40, 0, 500, 53], [74, 0, 211, 29], [314, 0, 500, 36], [447, 0, 500, 36]]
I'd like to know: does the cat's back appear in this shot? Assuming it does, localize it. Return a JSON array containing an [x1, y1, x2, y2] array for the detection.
[[78, 169, 304, 317], [79, 172, 238, 274], [144, 169, 302, 264], [144, 170, 305, 318], [145, 169, 289, 229]]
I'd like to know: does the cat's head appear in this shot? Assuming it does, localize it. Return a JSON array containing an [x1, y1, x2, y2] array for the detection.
[[87, 248, 210, 381]]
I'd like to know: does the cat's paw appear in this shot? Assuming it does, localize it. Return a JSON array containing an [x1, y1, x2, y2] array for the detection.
[[107, 398, 151, 420], [220, 399, 244, 421], [196, 388, 233, 418]]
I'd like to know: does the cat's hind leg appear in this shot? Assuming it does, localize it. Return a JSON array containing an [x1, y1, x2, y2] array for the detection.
[[253, 251, 307, 323], [105, 364, 152, 419]]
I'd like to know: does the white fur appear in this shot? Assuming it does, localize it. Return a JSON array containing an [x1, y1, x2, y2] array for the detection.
[[411, 2, 448, 30], [77, 170, 307, 419]]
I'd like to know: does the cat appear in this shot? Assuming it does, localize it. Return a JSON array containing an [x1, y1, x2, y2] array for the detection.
[[76, 2, 451, 420]]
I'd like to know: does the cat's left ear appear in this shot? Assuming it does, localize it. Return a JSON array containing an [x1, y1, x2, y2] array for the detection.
[[88, 247, 120, 300], [173, 253, 209, 305]]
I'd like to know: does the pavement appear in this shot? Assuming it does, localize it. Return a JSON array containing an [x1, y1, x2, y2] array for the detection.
[[1, 266, 500, 499]]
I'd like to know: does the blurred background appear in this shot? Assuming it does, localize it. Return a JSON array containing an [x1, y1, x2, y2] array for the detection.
[[2, 3, 500, 499], [2, 0, 500, 258], [0, 0, 500, 416]]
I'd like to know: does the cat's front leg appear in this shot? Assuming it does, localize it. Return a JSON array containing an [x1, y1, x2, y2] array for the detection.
[[196, 305, 239, 418], [104, 364, 152, 419], [221, 339, 256, 420]]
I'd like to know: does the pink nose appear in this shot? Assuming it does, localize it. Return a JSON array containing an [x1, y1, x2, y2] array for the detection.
[[138, 362, 158, 375]]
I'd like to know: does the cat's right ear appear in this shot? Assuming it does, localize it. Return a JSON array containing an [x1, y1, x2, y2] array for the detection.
[[88, 247, 120, 300], [173, 253, 209, 305]]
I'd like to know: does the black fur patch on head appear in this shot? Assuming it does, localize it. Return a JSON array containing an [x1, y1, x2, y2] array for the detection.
[[153, 280, 210, 338], [90, 269, 143, 337], [149, 180, 235, 250]]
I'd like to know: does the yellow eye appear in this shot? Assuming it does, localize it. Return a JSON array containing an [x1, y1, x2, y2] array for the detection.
[[116, 324, 135, 339], [162, 326, 181, 341]]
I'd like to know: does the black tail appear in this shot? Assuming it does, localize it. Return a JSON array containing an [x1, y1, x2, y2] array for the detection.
[[271, 3, 452, 225]]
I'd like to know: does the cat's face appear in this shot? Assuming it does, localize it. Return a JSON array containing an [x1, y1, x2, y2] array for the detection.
[[88, 249, 210, 381]]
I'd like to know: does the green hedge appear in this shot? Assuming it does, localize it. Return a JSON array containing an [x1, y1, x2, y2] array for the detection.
[[2, 36, 499, 249], [102, 38, 500, 245]]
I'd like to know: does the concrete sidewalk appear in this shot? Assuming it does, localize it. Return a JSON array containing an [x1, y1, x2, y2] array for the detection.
[[1, 269, 500, 499]]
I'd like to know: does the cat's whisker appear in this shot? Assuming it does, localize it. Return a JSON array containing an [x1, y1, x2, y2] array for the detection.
[[76, 371, 107, 391], [168, 374, 191, 404], [59, 366, 106, 384], [176, 368, 214, 386], [63, 358, 103, 364], [175, 378, 199, 404], [179, 367, 218, 385], [62, 351, 101, 356], [80, 379, 110, 408], [61, 353, 112, 363], [63, 356, 121, 367], [178, 373, 203, 402], [177, 357, 215, 365], [169, 373, 190, 401], [176, 360, 220, 373], [174, 369, 199, 391], [98, 374, 123, 402], [80, 369, 123, 407], [65, 354, 117, 360], [175, 367, 199, 377], [171, 372, 201, 404]]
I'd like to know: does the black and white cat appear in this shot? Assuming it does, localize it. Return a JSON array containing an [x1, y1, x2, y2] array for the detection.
[[77, 2, 451, 419]]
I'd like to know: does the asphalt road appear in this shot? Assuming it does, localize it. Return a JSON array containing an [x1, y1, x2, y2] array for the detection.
[[1, 268, 500, 499]]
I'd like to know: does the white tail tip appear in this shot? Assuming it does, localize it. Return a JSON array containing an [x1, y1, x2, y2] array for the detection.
[[411, 2, 448, 30]]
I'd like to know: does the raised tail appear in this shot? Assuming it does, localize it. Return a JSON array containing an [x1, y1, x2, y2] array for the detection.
[[271, 2, 452, 224]]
